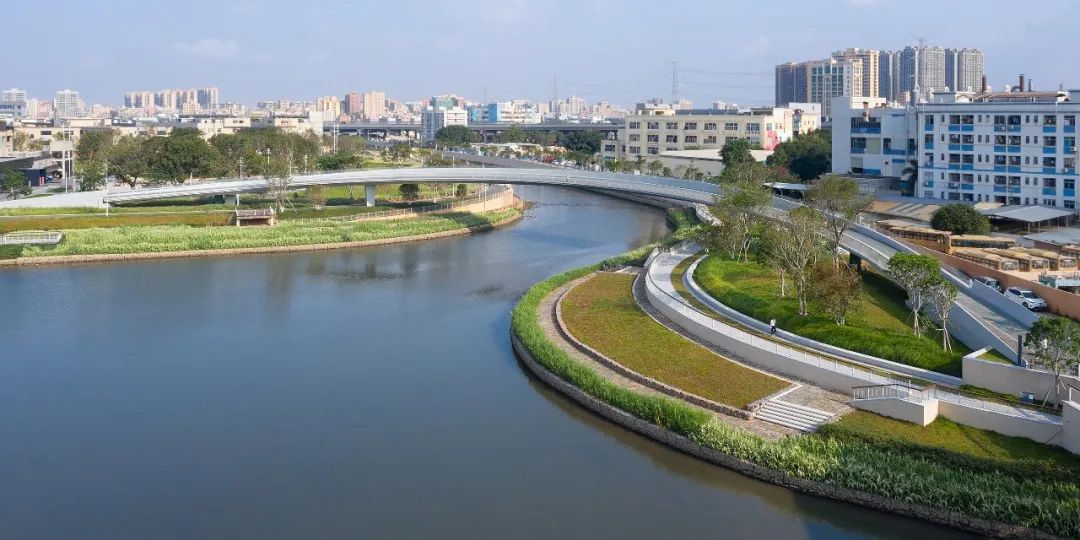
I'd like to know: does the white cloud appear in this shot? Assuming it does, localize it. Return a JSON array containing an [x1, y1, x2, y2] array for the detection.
[[171, 37, 240, 60]]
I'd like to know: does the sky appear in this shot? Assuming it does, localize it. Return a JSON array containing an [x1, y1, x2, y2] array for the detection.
[[6, 0, 1079, 108]]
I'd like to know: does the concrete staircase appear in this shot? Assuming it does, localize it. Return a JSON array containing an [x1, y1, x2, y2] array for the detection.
[[754, 399, 835, 432]]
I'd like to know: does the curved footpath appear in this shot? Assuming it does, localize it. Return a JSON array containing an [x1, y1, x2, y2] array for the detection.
[[511, 268, 1056, 539], [0, 200, 523, 268]]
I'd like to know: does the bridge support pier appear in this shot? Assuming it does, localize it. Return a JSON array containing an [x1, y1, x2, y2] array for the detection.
[[365, 184, 377, 207], [233, 194, 241, 206]]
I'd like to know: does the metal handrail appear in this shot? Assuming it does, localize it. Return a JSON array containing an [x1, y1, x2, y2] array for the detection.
[[286, 184, 511, 224], [852, 383, 929, 403], [0, 231, 64, 245]]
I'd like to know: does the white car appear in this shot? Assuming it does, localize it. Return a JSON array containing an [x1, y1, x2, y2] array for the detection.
[[1004, 287, 1047, 311]]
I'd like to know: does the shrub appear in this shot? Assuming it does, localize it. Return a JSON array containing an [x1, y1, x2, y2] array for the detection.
[[930, 204, 991, 235]]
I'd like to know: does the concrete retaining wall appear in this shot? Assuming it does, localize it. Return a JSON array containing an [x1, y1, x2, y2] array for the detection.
[[962, 355, 1080, 405], [852, 397, 939, 426], [646, 281, 873, 394], [937, 400, 1063, 445], [1064, 401, 1080, 455]]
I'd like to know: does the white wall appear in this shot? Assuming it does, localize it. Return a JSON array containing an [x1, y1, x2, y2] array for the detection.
[[853, 397, 939, 426], [1064, 401, 1080, 455], [963, 355, 1080, 405]]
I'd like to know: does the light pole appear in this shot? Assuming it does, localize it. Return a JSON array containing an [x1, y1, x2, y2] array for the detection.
[[259, 148, 272, 167]]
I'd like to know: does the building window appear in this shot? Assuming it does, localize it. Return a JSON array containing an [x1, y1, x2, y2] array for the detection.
[[647, 134, 659, 143], [1044, 115, 1057, 126], [647, 147, 659, 155], [745, 124, 761, 133], [629, 134, 640, 142], [683, 122, 698, 130], [704, 135, 717, 144], [647, 121, 659, 130], [629, 146, 640, 154], [666, 122, 678, 130], [724, 122, 738, 131], [665, 135, 678, 143], [704, 122, 717, 130], [628, 122, 640, 129], [685, 135, 698, 143]]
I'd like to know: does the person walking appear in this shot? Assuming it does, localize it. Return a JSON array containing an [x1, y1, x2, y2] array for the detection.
[[769, 318, 777, 335]]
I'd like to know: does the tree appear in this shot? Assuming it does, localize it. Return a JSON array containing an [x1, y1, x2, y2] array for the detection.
[[12, 131, 32, 152], [930, 204, 991, 235], [384, 142, 412, 164], [79, 159, 107, 191], [809, 262, 862, 325], [720, 139, 755, 168], [925, 276, 958, 351], [901, 159, 919, 195], [806, 175, 872, 265], [647, 160, 664, 176], [887, 253, 940, 335], [558, 130, 602, 154], [264, 153, 294, 212], [1024, 317, 1080, 405], [75, 129, 114, 163], [398, 183, 420, 201], [0, 168, 30, 200], [497, 125, 527, 144], [434, 125, 476, 147], [760, 206, 826, 316], [767, 129, 831, 180], [109, 136, 148, 187], [306, 185, 327, 209], [455, 183, 468, 198], [712, 165, 774, 261]]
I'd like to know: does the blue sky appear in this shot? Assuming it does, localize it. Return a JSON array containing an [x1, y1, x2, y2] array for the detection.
[[7, 0, 1078, 107]]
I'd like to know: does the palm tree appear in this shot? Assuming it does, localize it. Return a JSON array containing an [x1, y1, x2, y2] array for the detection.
[[900, 159, 918, 196]]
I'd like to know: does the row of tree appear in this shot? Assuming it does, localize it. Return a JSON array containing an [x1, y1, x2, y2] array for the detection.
[[433, 125, 604, 154], [697, 163, 876, 326], [72, 128, 376, 192]]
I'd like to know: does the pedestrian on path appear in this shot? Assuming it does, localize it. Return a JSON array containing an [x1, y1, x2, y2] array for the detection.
[[769, 318, 777, 335]]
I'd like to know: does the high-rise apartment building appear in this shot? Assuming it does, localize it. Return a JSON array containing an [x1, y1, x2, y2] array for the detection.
[[54, 89, 81, 119], [344, 92, 362, 116], [315, 95, 342, 119], [810, 57, 862, 120], [877, 50, 898, 102], [361, 91, 386, 121], [945, 48, 984, 93], [3, 88, 27, 103], [774, 62, 809, 106], [898, 46, 948, 102], [197, 87, 220, 108], [833, 48, 879, 98]]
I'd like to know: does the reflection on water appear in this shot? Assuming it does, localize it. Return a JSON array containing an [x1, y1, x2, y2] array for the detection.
[[0, 186, 973, 539]]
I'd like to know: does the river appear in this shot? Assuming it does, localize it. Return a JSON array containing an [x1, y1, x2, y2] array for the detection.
[[0, 186, 973, 539]]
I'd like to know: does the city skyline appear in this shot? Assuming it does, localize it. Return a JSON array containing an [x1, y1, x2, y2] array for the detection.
[[6, 0, 1080, 108]]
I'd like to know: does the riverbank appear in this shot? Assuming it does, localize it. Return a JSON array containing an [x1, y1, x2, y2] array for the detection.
[[511, 245, 1078, 538], [0, 202, 522, 268]]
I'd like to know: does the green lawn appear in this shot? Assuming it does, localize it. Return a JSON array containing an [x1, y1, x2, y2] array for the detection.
[[820, 410, 1080, 481], [693, 256, 966, 375], [560, 273, 789, 408], [4, 208, 519, 259]]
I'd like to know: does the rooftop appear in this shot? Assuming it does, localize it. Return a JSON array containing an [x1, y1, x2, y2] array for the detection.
[[980, 205, 1075, 224]]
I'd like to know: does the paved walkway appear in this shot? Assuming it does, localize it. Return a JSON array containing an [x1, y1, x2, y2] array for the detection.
[[536, 273, 799, 440]]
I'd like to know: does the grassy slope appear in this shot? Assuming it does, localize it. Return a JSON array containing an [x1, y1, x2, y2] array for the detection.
[[822, 410, 1080, 481], [561, 273, 789, 408], [7, 208, 518, 258], [513, 237, 1080, 537], [693, 256, 965, 375]]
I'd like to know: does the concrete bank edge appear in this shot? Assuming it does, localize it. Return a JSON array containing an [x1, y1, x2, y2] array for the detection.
[[0, 202, 522, 268], [510, 306, 1057, 540]]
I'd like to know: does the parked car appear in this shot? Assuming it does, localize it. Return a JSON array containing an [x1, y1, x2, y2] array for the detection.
[[973, 276, 1003, 292], [1004, 287, 1047, 311]]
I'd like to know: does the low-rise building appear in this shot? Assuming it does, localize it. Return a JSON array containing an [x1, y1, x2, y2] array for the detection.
[[600, 104, 819, 162], [420, 107, 468, 142], [832, 79, 1080, 211]]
